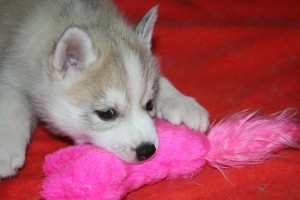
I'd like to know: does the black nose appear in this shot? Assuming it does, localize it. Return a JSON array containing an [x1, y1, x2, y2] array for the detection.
[[135, 143, 156, 161]]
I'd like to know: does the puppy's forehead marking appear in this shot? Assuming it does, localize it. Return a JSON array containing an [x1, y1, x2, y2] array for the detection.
[[121, 46, 145, 103]]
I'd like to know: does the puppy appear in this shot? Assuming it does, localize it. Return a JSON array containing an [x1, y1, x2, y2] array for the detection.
[[0, 0, 209, 178]]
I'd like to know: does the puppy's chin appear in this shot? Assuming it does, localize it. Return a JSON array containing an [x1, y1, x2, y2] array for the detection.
[[120, 157, 152, 164], [74, 139, 92, 145], [113, 153, 137, 163]]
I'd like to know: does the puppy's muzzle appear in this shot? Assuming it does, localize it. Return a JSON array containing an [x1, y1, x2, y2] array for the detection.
[[135, 143, 156, 161]]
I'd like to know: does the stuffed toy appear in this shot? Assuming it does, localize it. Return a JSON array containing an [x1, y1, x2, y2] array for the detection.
[[41, 109, 300, 200]]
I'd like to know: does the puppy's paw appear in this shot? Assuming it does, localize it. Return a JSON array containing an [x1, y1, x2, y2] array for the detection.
[[0, 146, 25, 179], [156, 96, 209, 133]]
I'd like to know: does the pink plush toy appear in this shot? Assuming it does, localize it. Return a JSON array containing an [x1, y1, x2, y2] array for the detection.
[[41, 109, 300, 200]]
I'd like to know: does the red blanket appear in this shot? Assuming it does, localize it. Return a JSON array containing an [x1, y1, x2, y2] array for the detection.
[[1, 0, 299, 199]]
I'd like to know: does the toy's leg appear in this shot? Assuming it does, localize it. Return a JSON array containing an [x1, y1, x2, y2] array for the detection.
[[156, 77, 209, 132], [0, 83, 36, 178]]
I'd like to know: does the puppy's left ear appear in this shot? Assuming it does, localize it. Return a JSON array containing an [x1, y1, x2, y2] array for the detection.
[[50, 27, 96, 80], [134, 5, 158, 50]]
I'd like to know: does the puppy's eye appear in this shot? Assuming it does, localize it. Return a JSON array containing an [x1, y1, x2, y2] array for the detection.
[[145, 100, 153, 111], [95, 109, 117, 121]]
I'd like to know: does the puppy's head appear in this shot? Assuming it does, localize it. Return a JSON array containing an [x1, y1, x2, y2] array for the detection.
[[43, 7, 160, 162]]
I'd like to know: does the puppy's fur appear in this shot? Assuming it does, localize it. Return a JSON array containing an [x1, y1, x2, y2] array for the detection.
[[0, 0, 209, 178]]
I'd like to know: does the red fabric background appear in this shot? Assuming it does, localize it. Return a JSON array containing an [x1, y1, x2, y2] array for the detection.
[[1, 0, 300, 199]]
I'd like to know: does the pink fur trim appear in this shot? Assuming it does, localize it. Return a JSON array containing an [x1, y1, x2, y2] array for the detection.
[[206, 108, 300, 168]]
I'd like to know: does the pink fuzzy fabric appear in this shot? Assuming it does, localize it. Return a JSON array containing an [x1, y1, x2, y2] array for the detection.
[[41, 109, 300, 200], [206, 108, 300, 168]]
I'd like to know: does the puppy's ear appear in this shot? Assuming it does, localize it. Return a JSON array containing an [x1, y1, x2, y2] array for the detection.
[[134, 5, 158, 50], [50, 27, 96, 79]]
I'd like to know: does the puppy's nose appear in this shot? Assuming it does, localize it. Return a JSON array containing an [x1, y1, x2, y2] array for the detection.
[[135, 143, 156, 161]]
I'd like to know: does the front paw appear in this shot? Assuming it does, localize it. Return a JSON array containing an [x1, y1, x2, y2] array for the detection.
[[156, 96, 209, 133], [0, 146, 26, 178]]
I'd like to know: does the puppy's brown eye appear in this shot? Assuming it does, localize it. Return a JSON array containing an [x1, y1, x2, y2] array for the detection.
[[146, 100, 153, 111], [95, 109, 117, 121]]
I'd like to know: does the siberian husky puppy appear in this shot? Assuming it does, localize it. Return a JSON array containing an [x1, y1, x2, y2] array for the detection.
[[0, 0, 209, 178]]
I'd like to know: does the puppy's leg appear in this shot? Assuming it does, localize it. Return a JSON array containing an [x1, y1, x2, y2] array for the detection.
[[0, 83, 35, 178], [156, 77, 209, 132]]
